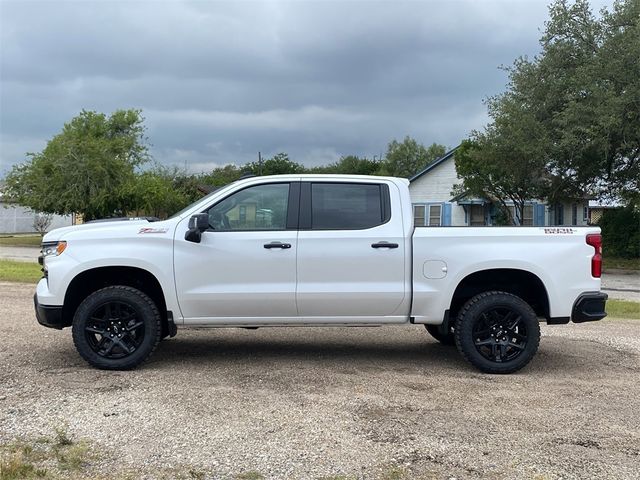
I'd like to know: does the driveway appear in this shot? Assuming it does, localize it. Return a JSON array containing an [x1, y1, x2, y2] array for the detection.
[[0, 245, 40, 262], [601, 269, 640, 301], [1, 281, 638, 479]]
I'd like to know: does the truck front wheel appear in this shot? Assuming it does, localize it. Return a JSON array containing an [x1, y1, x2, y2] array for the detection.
[[72, 286, 161, 370], [455, 291, 540, 374]]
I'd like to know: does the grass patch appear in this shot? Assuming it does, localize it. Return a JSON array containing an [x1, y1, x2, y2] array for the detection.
[[604, 256, 640, 271], [379, 467, 408, 480], [0, 259, 42, 283], [0, 442, 48, 479], [0, 427, 94, 479], [53, 426, 72, 447], [0, 235, 42, 247], [54, 442, 91, 471], [607, 299, 640, 319]]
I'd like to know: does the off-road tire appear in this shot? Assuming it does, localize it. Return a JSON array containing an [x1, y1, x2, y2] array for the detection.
[[455, 291, 540, 374], [72, 286, 161, 370]]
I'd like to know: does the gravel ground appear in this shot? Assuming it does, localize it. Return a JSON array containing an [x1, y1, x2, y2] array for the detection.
[[1, 281, 639, 480]]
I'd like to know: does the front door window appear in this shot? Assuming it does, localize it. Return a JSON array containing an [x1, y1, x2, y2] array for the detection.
[[206, 183, 289, 231]]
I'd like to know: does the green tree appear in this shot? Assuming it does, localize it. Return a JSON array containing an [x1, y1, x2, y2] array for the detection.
[[454, 62, 552, 225], [498, 0, 638, 205], [598, 206, 640, 258], [456, 0, 639, 221], [540, 0, 639, 205], [4, 109, 149, 221], [200, 164, 243, 188], [124, 166, 194, 219], [308, 155, 383, 175], [245, 152, 305, 176], [454, 130, 547, 226], [382, 137, 446, 178]]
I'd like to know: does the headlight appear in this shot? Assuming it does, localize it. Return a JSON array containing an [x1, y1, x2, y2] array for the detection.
[[41, 241, 67, 257]]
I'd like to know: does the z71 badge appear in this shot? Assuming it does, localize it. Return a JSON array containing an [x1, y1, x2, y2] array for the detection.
[[138, 227, 169, 234]]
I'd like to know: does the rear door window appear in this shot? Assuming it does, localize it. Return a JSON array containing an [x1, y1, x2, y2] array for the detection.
[[310, 183, 389, 230]]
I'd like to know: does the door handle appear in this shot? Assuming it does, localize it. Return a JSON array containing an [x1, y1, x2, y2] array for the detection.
[[264, 241, 292, 249], [371, 242, 399, 249]]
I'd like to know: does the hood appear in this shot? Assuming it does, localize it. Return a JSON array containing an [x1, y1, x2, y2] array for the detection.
[[42, 218, 163, 242]]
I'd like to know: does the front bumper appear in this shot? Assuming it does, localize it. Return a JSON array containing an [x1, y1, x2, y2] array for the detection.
[[572, 292, 608, 323], [34, 293, 66, 329]]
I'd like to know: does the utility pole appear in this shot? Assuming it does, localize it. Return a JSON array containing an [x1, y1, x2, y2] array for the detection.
[[258, 151, 263, 175]]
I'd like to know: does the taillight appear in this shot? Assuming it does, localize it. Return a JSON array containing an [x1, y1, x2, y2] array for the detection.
[[586, 233, 602, 278]]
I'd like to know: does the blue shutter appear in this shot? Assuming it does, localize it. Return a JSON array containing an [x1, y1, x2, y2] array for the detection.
[[487, 203, 495, 226], [534, 203, 546, 226], [442, 202, 452, 226]]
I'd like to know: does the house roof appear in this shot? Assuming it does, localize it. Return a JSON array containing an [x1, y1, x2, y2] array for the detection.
[[408, 145, 459, 182]]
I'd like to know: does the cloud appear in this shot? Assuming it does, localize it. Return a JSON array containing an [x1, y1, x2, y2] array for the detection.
[[0, 0, 612, 175]]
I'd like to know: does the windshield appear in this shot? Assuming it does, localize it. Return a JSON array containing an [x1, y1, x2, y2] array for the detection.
[[167, 185, 228, 220]]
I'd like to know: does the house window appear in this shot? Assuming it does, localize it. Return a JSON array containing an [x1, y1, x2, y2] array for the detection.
[[429, 205, 442, 226], [583, 206, 589, 222], [470, 205, 484, 226], [556, 205, 564, 225], [572, 204, 578, 226], [522, 205, 534, 226], [413, 205, 426, 226], [507, 205, 534, 225], [413, 204, 441, 226]]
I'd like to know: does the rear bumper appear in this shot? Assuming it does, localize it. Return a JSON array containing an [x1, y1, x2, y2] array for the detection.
[[572, 292, 608, 323], [34, 293, 66, 329]]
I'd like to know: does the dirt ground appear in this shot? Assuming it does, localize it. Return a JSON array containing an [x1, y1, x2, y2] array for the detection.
[[1, 281, 639, 479]]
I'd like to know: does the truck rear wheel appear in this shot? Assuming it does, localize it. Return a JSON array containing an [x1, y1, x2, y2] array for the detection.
[[424, 324, 455, 345], [454, 291, 540, 374], [72, 286, 161, 370]]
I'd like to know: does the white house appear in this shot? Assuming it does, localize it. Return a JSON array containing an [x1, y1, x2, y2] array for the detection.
[[408, 147, 590, 227]]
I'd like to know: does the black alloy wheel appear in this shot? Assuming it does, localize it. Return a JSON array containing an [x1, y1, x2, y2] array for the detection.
[[471, 307, 528, 363], [84, 301, 145, 359], [455, 291, 540, 374], [72, 286, 161, 370]]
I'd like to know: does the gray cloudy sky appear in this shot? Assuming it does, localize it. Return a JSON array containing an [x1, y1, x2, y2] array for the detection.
[[0, 0, 608, 174]]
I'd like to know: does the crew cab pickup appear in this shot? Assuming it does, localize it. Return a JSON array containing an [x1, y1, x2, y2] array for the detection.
[[34, 174, 607, 373]]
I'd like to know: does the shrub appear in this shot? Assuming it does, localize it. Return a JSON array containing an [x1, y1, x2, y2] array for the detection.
[[598, 207, 640, 258]]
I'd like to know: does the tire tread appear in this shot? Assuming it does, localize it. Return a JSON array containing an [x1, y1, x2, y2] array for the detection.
[[454, 290, 540, 374], [72, 285, 161, 370]]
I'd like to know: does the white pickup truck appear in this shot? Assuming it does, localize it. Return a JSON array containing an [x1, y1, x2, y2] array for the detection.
[[34, 174, 607, 373]]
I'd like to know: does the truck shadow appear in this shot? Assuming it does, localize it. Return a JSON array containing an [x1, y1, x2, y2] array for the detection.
[[150, 334, 466, 371], [145, 331, 626, 376], [35, 329, 625, 377]]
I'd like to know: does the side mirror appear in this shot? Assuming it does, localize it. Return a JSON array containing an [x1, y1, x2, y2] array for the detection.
[[185, 213, 209, 243]]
